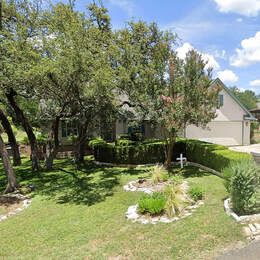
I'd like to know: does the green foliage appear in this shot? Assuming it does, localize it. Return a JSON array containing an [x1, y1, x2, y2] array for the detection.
[[185, 139, 252, 173], [222, 166, 233, 193], [115, 139, 135, 146], [90, 138, 251, 171], [21, 136, 29, 145], [229, 87, 257, 110], [90, 139, 185, 164], [36, 133, 48, 145], [151, 164, 169, 184], [118, 134, 130, 140], [138, 192, 166, 216], [164, 183, 186, 217], [228, 160, 260, 215], [189, 186, 204, 202]]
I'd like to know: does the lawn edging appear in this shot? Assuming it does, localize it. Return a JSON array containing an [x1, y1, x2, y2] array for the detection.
[[224, 198, 260, 223], [0, 193, 31, 222]]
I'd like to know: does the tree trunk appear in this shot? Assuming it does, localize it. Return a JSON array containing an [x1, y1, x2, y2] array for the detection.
[[6, 88, 40, 171], [0, 109, 21, 166], [0, 134, 19, 193], [74, 122, 89, 164], [164, 136, 176, 169], [45, 117, 60, 170]]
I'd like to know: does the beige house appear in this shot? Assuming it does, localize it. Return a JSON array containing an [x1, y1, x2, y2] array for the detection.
[[116, 78, 255, 146]]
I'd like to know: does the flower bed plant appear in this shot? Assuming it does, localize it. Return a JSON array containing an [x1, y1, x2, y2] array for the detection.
[[223, 160, 260, 215]]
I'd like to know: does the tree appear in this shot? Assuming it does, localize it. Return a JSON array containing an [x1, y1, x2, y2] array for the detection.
[[0, 107, 21, 165], [0, 128, 18, 193], [157, 51, 220, 167], [0, 0, 42, 171], [31, 2, 115, 168], [116, 21, 219, 167], [229, 87, 257, 110]]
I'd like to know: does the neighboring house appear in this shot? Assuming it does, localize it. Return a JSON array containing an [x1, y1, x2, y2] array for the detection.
[[116, 78, 255, 146]]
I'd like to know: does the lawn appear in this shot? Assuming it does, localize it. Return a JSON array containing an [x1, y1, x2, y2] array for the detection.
[[0, 159, 246, 259]]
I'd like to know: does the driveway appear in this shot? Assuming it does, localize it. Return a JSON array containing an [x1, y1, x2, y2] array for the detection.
[[229, 144, 260, 164], [229, 144, 260, 154], [217, 240, 260, 260]]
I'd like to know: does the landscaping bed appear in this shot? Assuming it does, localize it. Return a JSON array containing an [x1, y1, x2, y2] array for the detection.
[[0, 160, 246, 259]]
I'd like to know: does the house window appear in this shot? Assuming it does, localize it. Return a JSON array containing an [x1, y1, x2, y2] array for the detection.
[[218, 94, 224, 108], [61, 121, 78, 138]]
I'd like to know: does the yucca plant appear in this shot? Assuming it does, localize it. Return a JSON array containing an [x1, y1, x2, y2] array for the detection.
[[227, 160, 260, 215], [151, 164, 169, 184], [164, 183, 187, 218]]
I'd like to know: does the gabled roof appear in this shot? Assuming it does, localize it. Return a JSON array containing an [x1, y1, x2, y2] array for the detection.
[[211, 78, 256, 121]]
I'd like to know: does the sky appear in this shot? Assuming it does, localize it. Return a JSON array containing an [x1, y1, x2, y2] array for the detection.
[[65, 0, 260, 93]]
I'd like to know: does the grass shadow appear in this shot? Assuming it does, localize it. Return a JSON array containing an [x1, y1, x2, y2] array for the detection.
[[0, 158, 121, 206]]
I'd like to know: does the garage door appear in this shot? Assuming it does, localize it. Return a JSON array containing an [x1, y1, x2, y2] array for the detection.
[[185, 121, 243, 146]]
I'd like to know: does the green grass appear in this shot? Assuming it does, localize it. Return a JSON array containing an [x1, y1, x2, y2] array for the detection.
[[0, 160, 246, 259]]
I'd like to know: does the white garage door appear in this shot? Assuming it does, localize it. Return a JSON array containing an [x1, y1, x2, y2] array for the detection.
[[185, 121, 243, 146]]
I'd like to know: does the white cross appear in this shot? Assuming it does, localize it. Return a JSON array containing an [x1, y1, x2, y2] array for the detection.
[[177, 153, 187, 168]]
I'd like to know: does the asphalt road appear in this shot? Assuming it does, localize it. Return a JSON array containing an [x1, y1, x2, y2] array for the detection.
[[217, 240, 260, 260]]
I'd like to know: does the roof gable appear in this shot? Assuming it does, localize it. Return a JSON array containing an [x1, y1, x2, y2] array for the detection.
[[211, 78, 255, 120]]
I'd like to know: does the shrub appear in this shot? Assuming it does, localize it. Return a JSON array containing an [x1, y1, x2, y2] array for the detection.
[[90, 137, 251, 171], [118, 134, 130, 140], [189, 186, 204, 201], [115, 139, 135, 146], [164, 183, 186, 217], [185, 139, 252, 173], [222, 166, 233, 193], [151, 164, 169, 184], [228, 160, 260, 215], [90, 139, 184, 164], [138, 192, 166, 215]]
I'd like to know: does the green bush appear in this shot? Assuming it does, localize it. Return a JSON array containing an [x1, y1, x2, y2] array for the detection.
[[138, 192, 166, 216], [185, 139, 251, 173], [189, 186, 204, 201], [222, 166, 233, 193], [227, 160, 260, 215], [90, 139, 184, 164], [115, 139, 135, 146], [90, 137, 251, 171], [151, 164, 169, 184]]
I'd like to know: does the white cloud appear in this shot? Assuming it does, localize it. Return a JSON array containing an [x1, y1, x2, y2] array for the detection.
[[176, 42, 220, 70], [214, 0, 260, 17], [230, 31, 260, 67], [217, 70, 239, 84], [108, 0, 134, 16], [236, 18, 243, 22], [250, 79, 260, 87]]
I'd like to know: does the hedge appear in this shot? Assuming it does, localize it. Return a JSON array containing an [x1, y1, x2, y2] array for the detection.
[[89, 138, 252, 173], [184, 139, 252, 173]]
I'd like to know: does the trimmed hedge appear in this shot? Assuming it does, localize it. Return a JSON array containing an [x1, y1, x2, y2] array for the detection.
[[89, 138, 252, 173], [185, 139, 251, 173]]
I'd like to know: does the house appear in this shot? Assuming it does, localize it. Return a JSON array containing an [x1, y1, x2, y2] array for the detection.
[[115, 78, 255, 146]]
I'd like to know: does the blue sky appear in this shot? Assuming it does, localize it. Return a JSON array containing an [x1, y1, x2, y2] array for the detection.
[[68, 0, 260, 93]]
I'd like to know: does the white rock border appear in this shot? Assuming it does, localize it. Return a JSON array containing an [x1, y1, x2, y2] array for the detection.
[[224, 198, 260, 223], [0, 194, 32, 223], [126, 201, 204, 224], [123, 180, 168, 194], [224, 198, 260, 241]]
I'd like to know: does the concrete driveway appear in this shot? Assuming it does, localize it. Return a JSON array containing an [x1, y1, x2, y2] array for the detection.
[[229, 144, 260, 164], [229, 144, 260, 154]]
